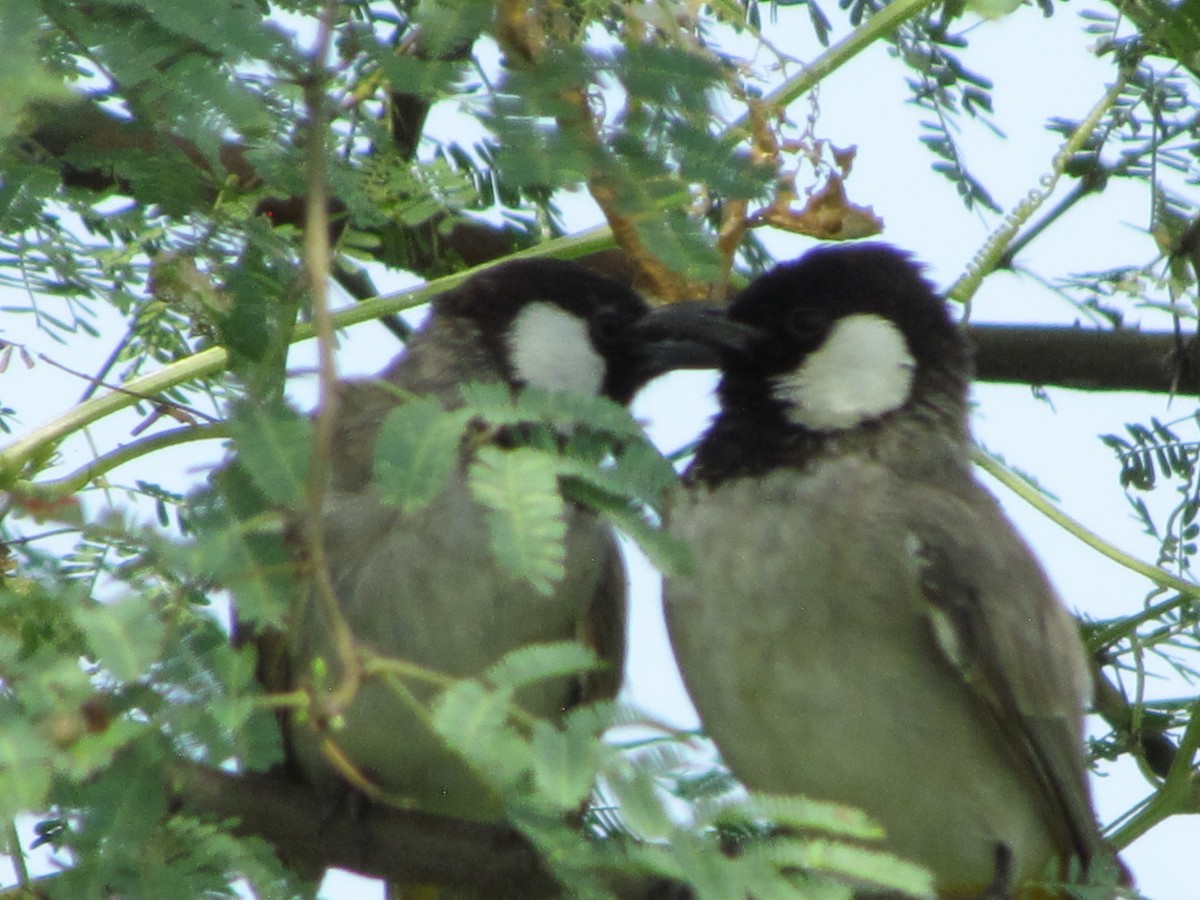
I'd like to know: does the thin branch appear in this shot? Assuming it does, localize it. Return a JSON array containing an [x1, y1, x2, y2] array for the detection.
[[1092, 664, 1179, 780], [35, 352, 220, 424], [951, 69, 1131, 306], [4, 821, 29, 890], [972, 448, 1200, 615], [4, 284, 1200, 490], [991, 112, 1200, 271], [300, 0, 361, 722], [1107, 698, 1200, 849], [1090, 589, 1200, 654], [9, 423, 227, 501], [725, 0, 939, 139], [174, 762, 560, 894]]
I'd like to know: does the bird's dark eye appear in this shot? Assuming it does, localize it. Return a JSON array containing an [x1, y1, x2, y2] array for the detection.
[[787, 308, 827, 344]]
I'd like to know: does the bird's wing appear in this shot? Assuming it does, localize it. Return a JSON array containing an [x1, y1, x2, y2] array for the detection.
[[900, 481, 1105, 871], [572, 528, 628, 708]]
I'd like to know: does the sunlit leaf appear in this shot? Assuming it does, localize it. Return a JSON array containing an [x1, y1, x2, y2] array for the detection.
[[468, 447, 566, 594], [226, 402, 311, 508], [373, 398, 470, 512], [484, 640, 598, 692], [74, 595, 165, 683]]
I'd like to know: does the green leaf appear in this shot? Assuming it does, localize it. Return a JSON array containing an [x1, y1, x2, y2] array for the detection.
[[165, 626, 283, 771], [531, 717, 602, 810], [484, 641, 599, 692], [490, 121, 591, 191], [1160, 0, 1200, 64], [219, 245, 282, 363], [459, 382, 646, 440], [374, 53, 467, 102], [493, 46, 595, 119], [51, 738, 172, 896], [669, 120, 772, 200], [218, 235, 300, 395], [352, 152, 481, 230], [610, 439, 680, 499], [58, 717, 152, 783], [373, 397, 471, 512], [468, 447, 566, 595], [456, 382, 527, 422], [0, 5, 68, 141], [114, 0, 276, 57], [74, 595, 165, 683], [761, 838, 935, 898], [598, 501, 694, 578], [615, 43, 724, 111], [432, 679, 527, 789], [226, 401, 312, 509], [557, 469, 692, 577], [553, 450, 675, 512], [0, 708, 53, 825], [415, 0, 495, 58], [594, 138, 725, 280], [743, 792, 884, 841], [186, 486, 291, 632], [667, 833, 772, 900], [604, 766, 675, 840]]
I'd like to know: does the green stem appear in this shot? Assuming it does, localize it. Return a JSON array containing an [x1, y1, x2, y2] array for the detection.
[[0, 345, 229, 485], [1108, 698, 1200, 849], [9, 424, 229, 501], [971, 448, 1200, 618], [0, 227, 615, 486], [6, 821, 29, 887], [950, 70, 1129, 305], [1090, 590, 1200, 652], [363, 652, 538, 729], [726, 0, 939, 136]]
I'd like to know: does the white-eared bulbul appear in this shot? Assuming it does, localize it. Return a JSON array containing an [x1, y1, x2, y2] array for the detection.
[[659, 244, 1127, 897], [259, 258, 716, 895]]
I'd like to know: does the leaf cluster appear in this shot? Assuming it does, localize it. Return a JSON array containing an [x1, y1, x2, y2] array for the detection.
[[900, 21, 1002, 213], [1099, 415, 1200, 594], [1091, 416, 1200, 779], [0, 524, 288, 896], [223, 380, 688, 600], [424, 655, 934, 899]]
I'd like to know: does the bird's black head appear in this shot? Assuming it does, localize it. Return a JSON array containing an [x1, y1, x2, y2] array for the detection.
[[636, 244, 976, 484], [715, 243, 970, 434], [433, 258, 719, 405]]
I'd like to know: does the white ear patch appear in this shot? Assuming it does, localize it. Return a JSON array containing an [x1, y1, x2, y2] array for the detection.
[[773, 313, 915, 431], [508, 301, 606, 396]]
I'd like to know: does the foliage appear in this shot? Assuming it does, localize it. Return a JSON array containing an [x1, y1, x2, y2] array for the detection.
[[0, 0, 1198, 896]]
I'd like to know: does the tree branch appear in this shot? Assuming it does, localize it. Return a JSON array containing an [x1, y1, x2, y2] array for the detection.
[[967, 325, 1199, 395], [20, 98, 526, 275], [167, 762, 557, 894], [1091, 663, 1179, 780], [165, 762, 685, 899]]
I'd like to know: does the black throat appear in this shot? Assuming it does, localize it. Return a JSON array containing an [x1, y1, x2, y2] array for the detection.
[[686, 361, 972, 488]]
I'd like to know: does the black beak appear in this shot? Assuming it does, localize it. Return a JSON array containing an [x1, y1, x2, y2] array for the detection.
[[633, 302, 762, 378], [606, 302, 764, 403]]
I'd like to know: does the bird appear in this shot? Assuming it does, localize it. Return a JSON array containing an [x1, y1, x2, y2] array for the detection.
[[254, 257, 717, 894], [658, 243, 1127, 897]]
